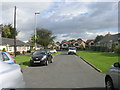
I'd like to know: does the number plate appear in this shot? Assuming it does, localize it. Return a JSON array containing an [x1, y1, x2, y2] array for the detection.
[[34, 61, 40, 63]]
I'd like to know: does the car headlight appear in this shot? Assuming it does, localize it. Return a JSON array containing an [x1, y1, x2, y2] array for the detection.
[[41, 55, 47, 61]]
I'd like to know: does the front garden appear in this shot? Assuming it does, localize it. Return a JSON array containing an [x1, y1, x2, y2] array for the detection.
[[76, 51, 119, 73]]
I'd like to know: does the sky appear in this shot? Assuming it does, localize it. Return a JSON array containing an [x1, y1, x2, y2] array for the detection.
[[0, 0, 119, 42]]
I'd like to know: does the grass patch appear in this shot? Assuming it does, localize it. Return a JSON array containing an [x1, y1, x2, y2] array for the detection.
[[15, 51, 61, 67], [14, 55, 31, 68], [76, 51, 119, 73]]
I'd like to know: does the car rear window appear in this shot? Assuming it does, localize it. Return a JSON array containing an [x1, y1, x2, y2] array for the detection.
[[69, 47, 76, 50]]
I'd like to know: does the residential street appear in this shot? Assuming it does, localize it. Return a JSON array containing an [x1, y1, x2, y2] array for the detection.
[[23, 52, 105, 89]]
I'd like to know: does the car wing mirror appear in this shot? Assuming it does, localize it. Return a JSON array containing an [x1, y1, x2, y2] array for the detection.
[[114, 62, 120, 68]]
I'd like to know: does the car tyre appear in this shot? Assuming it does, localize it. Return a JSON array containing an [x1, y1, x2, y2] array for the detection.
[[50, 58, 53, 63], [30, 63, 34, 66], [45, 60, 48, 66], [106, 77, 114, 90]]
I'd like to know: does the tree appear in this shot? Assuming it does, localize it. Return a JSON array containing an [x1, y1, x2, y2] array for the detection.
[[94, 35, 104, 43], [77, 38, 82, 41], [69, 39, 75, 42], [62, 40, 67, 42], [31, 28, 56, 48], [2, 24, 18, 38]]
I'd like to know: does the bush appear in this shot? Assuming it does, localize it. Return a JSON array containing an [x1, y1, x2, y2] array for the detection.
[[16, 51, 21, 55], [27, 50, 31, 53], [114, 48, 120, 54], [2, 48, 6, 52], [91, 46, 109, 52]]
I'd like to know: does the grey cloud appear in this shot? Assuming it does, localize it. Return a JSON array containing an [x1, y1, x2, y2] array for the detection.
[[1, 2, 118, 41]]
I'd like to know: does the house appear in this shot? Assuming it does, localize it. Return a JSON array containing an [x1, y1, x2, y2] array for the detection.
[[0, 31, 31, 54], [86, 40, 94, 48], [60, 40, 86, 50], [97, 33, 120, 49]]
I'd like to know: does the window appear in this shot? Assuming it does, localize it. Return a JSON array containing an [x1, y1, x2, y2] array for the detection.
[[0, 53, 3, 60], [2, 53, 10, 61]]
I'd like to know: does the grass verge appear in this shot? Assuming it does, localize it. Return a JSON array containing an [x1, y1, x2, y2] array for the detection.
[[76, 51, 119, 73]]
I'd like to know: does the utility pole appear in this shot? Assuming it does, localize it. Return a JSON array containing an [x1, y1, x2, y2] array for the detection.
[[34, 12, 40, 50], [14, 6, 17, 57]]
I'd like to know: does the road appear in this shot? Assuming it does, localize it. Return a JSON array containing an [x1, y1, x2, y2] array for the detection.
[[23, 52, 105, 89]]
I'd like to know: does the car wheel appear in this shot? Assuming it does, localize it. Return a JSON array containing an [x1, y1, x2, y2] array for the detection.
[[50, 58, 53, 63], [45, 60, 48, 66], [106, 77, 114, 90], [30, 63, 34, 66]]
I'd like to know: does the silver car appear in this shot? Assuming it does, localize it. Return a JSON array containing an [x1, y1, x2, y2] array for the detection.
[[105, 62, 120, 90], [0, 55, 25, 89]]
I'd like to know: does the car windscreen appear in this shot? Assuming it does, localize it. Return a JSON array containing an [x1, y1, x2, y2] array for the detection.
[[69, 47, 76, 50], [33, 50, 46, 55]]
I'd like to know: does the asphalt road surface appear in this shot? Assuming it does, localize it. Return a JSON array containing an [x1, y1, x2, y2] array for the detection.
[[23, 52, 105, 89]]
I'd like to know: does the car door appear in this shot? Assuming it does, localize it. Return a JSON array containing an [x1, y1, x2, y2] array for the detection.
[[110, 64, 120, 89]]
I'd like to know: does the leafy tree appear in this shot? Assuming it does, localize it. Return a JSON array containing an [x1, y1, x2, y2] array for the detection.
[[69, 39, 75, 42], [62, 40, 67, 42], [31, 29, 56, 48], [77, 38, 82, 41], [94, 35, 104, 43], [2, 24, 18, 38]]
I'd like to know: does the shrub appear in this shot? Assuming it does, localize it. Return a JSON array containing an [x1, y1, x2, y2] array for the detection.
[[114, 48, 120, 54], [2, 48, 6, 52], [16, 51, 21, 55]]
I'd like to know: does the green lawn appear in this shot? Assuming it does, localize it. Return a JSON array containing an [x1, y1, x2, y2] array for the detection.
[[15, 51, 61, 68], [15, 55, 31, 68], [76, 51, 119, 73]]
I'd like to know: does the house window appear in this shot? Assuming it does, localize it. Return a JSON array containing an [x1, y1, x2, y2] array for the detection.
[[75, 43, 79, 46], [91, 43, 94, 45], [8, 47, 12, 51]]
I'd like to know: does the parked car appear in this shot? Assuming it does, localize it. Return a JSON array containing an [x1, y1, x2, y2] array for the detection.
[[50, 49, 57, 53], [0, 58, 25, 89], [0, 51, 16, 64], [105, 62, 120, 90], [68, 47, 76, 55], [30, 49, 53, 66]]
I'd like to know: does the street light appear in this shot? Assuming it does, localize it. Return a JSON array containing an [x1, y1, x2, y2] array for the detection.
[[34, 12, 40, 50]]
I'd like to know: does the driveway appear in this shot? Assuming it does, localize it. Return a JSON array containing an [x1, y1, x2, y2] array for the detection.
[[23, 52, 105, 89]]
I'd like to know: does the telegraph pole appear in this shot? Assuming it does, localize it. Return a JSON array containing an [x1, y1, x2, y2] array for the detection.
[[14, 6, 17, 57]]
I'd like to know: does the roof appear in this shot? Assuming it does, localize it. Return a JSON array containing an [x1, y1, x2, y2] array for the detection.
[[60, 40, 83, 45], [86, 40, 94, 44], [98, 33, 120, 43], [0, 38, 30, 46]]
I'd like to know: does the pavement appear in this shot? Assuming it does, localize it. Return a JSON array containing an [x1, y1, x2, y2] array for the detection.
[[23, 51, 105, 89]]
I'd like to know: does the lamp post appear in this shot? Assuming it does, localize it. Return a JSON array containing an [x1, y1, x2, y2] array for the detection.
[[34, 12, 40, 50]]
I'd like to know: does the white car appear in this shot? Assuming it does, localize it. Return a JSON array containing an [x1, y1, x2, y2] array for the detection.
[[50, 49, 57, 53], [0, 57, 25, 89], [68, 47, 76, 55]]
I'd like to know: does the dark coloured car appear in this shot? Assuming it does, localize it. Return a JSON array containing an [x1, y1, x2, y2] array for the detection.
[[30, 49, 53, 66]]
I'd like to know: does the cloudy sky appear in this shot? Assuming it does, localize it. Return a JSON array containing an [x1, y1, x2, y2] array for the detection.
[[0, 0, 119, 42]]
